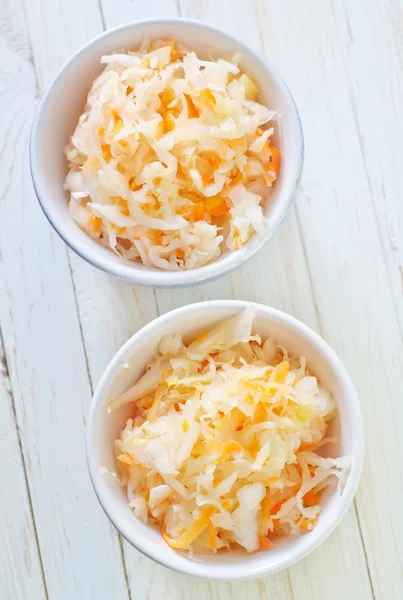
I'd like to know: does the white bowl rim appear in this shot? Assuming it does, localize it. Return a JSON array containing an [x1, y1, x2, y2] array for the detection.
[[87, 300, 364, 579], [30, 17, 304, 288]]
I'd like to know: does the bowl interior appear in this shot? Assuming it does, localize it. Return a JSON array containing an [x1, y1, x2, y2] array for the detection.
[[88, 302, 362, 578], [31, 20, 303, 285]]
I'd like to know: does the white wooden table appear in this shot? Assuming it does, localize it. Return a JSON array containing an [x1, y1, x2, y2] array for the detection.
[[1, 0, 402, 598]]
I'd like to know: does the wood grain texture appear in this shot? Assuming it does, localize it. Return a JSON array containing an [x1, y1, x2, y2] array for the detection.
[[0, 0, 129, 598], [0, 334, 47, 600], [254, 1, 403, 598], [1, 0, 402, 597]]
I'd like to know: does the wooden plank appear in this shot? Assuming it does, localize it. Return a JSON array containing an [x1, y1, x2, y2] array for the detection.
[[123, 546, 294, 600], [69, 253, 158, 384], [0, 334, 47, 600], [333, 0, 403, 335], [99, 0, 179, 28], [255, 0, 403, 598], [0, 1, 130, 598], [24, 0, 104, 90]]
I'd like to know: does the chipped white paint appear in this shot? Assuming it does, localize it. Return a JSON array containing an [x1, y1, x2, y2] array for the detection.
[[0, 0, 402, 598]]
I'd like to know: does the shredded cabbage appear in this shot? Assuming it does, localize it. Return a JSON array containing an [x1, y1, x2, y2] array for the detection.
[[64, 39, 280, 270], [111, 310, 349, 553]]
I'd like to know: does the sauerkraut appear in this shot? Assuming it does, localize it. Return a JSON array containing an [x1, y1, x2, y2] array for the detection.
[[110, 309, 349, 554], [64, 39, 280, 270]]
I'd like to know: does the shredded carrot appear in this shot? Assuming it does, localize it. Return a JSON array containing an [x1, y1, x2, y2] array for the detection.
[[271, 498, 287, 516], [268, 361, 289, 395], [146, 383, 167, 422], [272, 521, 288, 536], [204, 196, 224, 213], [225, 167, 243, 189], [269, 145, 281, 174], [300, 518, 318, 532], [163, 111, 176, 131], [209, 201, 230, 217], [208, 522, 217, 553], [210, 440, 243, 458], [290, 482, 302, 495], [206, 151, 221, 170], [273, 361, 289, 383], [223, 440, 243, 455], [162, 506, 218, 549], [168, 41, 177, 61], [303, 491, 320, 507], [101, 144, 112, 162], [176, 248, 186, 260], [220, 541, 239, 552], [248, 435, 260, 457], [221, 499, 232, 511], [201, 89, 216, 105], [192, 202, 205, 221], [259, 536, 273, 550], [112, 116, 124, 134], [254, 403, 267, 424], [259, 491, 271, 535], [126, 86, 133, 95], [198, 358, 209, 372], [185, 94, 200, 118], [148, 229, 163, 245], [155, 121, 164, 140], [89, 215, 102, 233], [299, 441, 316, 452], [117, 453, 137, 466]]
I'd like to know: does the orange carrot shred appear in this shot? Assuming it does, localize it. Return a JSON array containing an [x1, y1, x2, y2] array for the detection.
[[271, 498, 287, 516], [192, 202, 205, 221], [269, 145, 281, 173], [208, 522, 217, 553], [303, 491, 320, 507], [198, 359, 209, 372], [290, 482, 302, 495], [117, 453, 137, 466], [209, 201, 230, 217], [89, 215, 102, 233], [259, 536, 273, 550]]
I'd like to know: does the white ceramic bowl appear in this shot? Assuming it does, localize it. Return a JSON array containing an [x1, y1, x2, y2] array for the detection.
[[30, 18, 304, 287], [87, 300, 364, 579]]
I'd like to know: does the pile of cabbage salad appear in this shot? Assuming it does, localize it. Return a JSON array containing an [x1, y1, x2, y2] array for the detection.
[[64, 39, 280, 270], [110, 309, 350, 554]]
